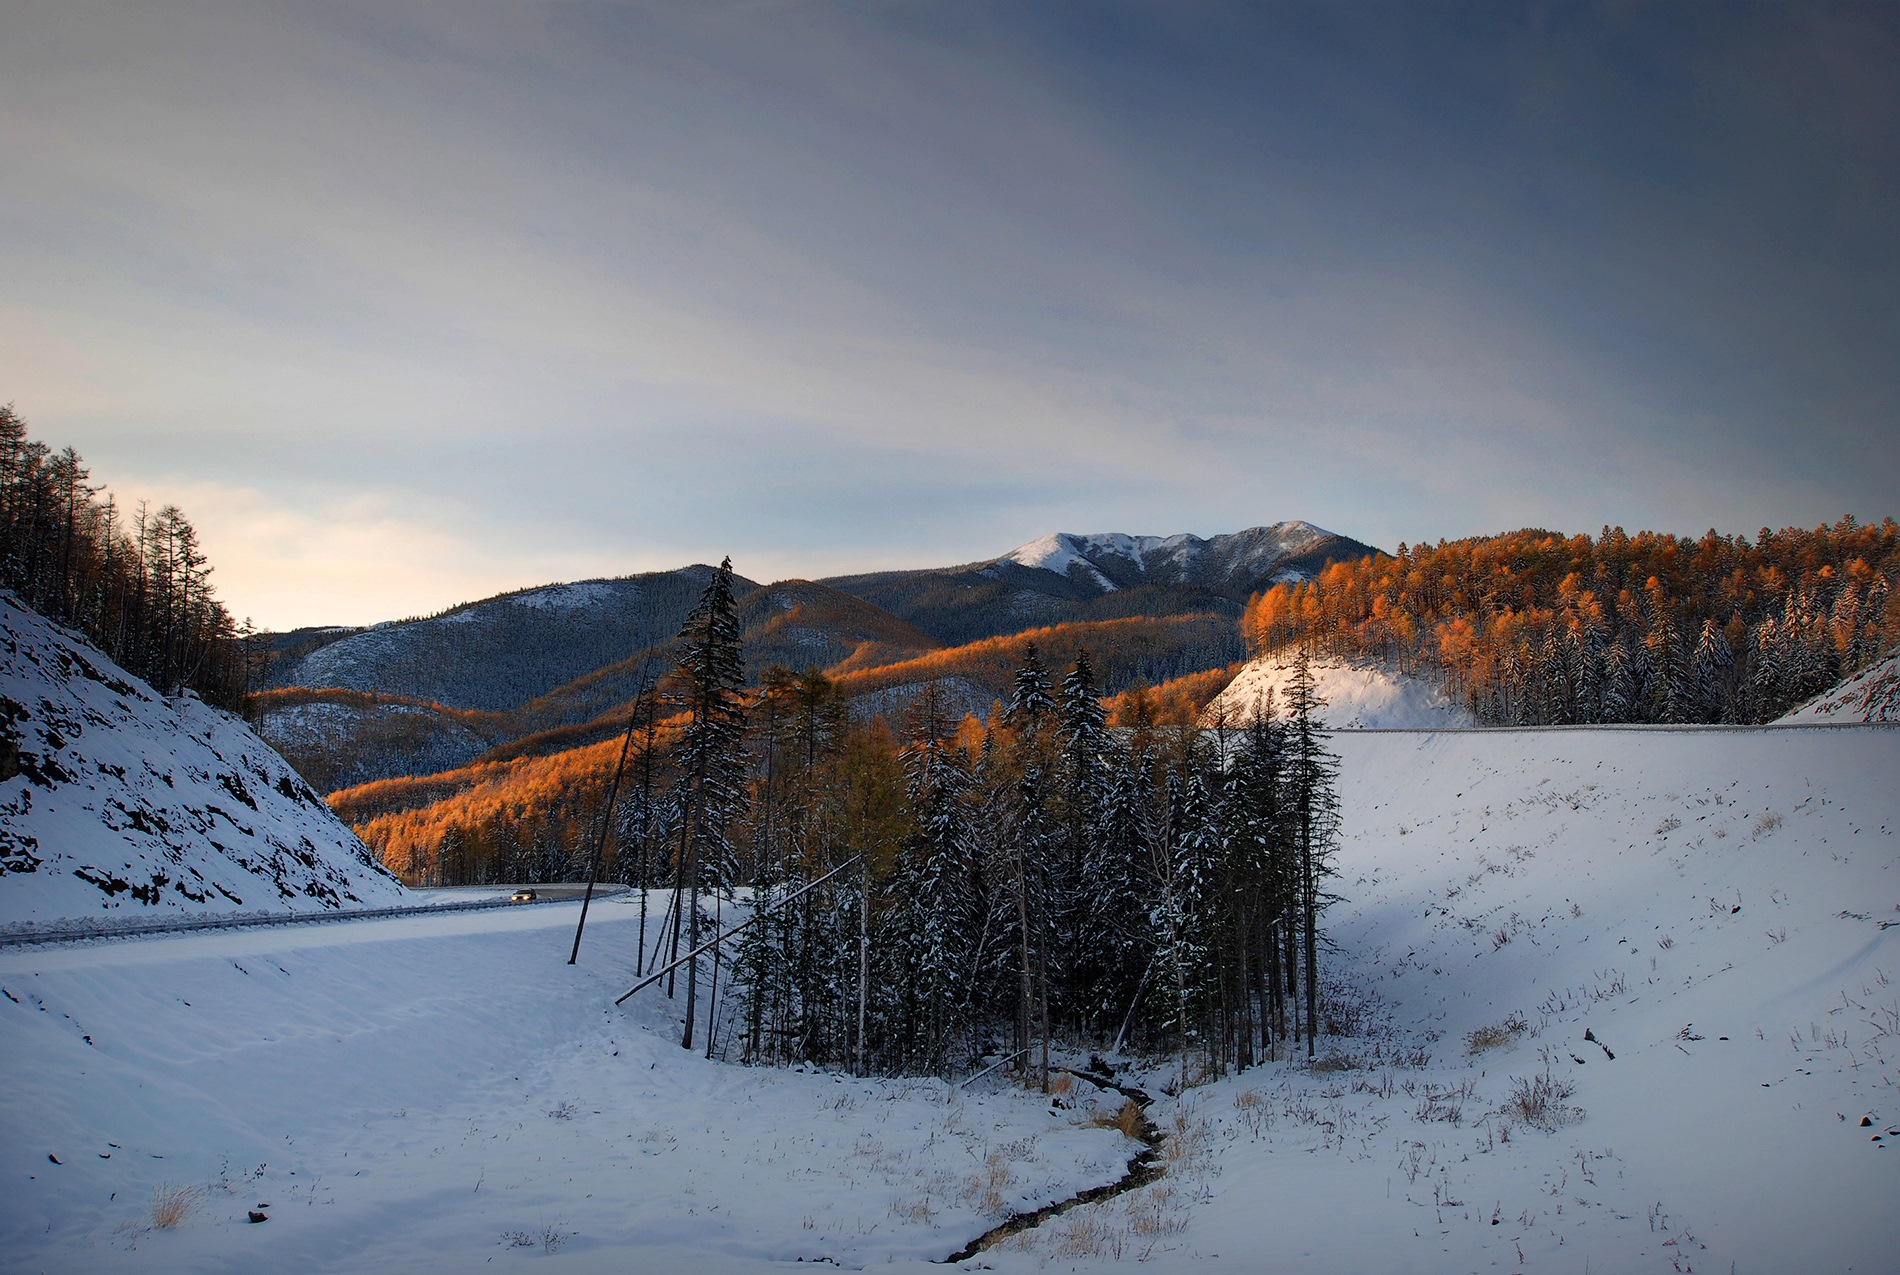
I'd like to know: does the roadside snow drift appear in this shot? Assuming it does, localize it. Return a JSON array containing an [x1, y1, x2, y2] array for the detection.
[[1204, 653, 1477, 729], [0, 593, 404, 924]]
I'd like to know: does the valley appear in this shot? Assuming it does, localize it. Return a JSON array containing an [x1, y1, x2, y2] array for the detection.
[[5, 721, 1894, 1273]]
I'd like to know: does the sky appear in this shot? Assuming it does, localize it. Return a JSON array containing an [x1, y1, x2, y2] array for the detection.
[[2, 1, 1896, 630]]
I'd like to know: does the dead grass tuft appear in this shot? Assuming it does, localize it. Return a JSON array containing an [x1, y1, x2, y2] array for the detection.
[[1466, 1011, 1528, 1054], [1087, 1097, 1146, 1138], [1506, 1064, 1583, 1131], [150, 1182, 201, 1230]]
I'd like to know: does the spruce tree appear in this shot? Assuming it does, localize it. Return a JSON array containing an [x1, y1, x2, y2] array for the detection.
[[665, 558, 749, 1050], [1283, 648, 1339, 1057]]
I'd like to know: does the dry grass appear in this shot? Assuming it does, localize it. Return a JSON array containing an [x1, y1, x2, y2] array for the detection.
[[966, 1151, 1013, 1216], [1233, 1088, 1273, 1137], [1466, 1011, 1528, 1055], [1087, 1098, 1146, 1138], [150, 1182, 201, 1230], [1161, 1109, 1214, 1170], [1753, 811, 1784, 838], [1506, 1066, 1583, 1131], [1052, 1205, 1125, 1259], [1126, 1181, 1188, 1237]]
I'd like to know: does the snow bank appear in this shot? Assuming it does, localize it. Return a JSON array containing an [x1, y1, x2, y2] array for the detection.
[[1778, 648, 1900, 723], [0, 594, 405, 924], [1203, 653, 1478, 728]]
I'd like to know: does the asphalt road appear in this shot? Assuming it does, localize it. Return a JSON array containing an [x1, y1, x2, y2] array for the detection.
[[0, 883, 630, 947]]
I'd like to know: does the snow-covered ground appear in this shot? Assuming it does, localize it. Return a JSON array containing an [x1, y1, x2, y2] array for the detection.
[[983, 724, 1900, 1273], [1778, 648, 1900, 723], [0, 898, 1133, 1273], [4, 721, 1896, 1273], [0, 594, 404, 925], [1204, 654, 1478, 729]]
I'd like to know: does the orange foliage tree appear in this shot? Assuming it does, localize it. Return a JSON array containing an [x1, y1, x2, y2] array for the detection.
[[1240, 520, 1898, 725]]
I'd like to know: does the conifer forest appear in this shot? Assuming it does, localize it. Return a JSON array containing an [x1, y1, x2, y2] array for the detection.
[[0, 406, 250, 710], [576, 561, 1343, 1085]]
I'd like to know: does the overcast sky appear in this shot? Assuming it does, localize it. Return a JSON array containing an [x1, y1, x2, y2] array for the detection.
[[3, 1, 1896, 629]]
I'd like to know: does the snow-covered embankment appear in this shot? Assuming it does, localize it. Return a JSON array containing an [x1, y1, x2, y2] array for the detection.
[[1, 593, 404, 926]]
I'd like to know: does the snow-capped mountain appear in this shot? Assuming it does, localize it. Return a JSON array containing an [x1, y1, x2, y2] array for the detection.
[[0, 593, 406, 924], [999, 521, 1353, 595], [825, 522, 1381, 645]]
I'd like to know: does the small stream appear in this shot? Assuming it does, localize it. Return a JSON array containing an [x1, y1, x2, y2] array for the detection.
[[939, 1065, 1166, 1264]]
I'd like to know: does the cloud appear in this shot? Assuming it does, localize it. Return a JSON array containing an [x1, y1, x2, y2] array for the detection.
[[1, 2, 1894, 626]]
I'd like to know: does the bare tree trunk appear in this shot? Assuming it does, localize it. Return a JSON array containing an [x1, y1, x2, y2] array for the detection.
[[704, 890, 723, 1059], [856, 858, 870, 1077], [681, 827, 700, 1050], [1013, 843, 1035, 1085], [1303, 808, 1318, 1060]]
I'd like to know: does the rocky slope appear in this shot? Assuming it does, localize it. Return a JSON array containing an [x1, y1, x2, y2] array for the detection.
[[0, 593, 405, 924]]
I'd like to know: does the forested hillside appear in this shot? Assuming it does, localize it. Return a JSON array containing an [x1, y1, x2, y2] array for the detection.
[[266, 567, 752, 711], [258, 525, 1358, 791], [251, 687, 505, 792], [268, 586, 1242, 789], [733, 579, 943, 678], [1244, 520, 1899, 725], [830, 614, 1244, 720], [0, 406, 248, 710]]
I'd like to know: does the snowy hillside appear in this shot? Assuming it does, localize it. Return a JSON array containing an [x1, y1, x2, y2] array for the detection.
[[268, 567, 749, 712], [1203, 653, 1478, 728], [0, 594, 405, 925], [983, 724, 1900, 1273], [1778, 647, 1900, 723], [254, 690, 500, 792]]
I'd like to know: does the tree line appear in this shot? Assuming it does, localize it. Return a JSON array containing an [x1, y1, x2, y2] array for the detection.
[[1243, 521, 1898, 725], [0, 406, 248, 710]]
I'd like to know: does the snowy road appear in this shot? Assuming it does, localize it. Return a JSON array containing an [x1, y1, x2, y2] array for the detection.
[[0, 891, 1133, 1274]]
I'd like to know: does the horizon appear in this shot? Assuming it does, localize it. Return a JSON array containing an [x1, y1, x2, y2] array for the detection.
[[253, 510, 1900, 635], [3, 2, 1896, 630]]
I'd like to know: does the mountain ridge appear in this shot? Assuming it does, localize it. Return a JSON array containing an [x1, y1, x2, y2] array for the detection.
[[821, 521, 1384, 645]]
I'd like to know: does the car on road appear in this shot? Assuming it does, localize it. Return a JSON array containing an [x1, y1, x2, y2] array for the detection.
[[510, 889, 537, 903]]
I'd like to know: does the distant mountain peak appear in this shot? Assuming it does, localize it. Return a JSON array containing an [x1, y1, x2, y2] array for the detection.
[[992, 522, 1353, 593]]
